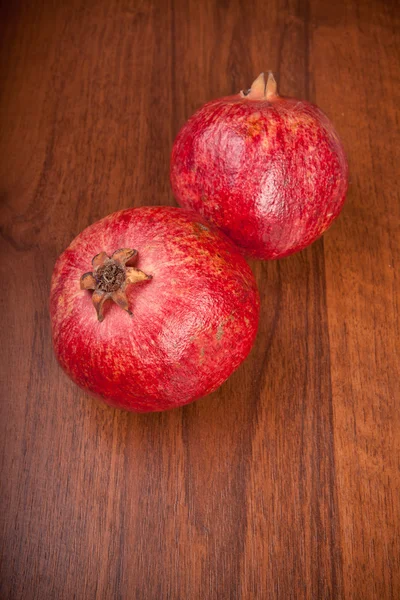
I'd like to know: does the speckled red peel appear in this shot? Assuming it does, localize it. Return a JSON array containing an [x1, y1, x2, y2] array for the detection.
[[50, 206, 260, 413], [170, 72, 348, 260]]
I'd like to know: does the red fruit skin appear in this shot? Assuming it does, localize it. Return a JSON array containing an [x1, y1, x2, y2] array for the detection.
[[50, 207, 259, 412], [170, 94, 348, 259]]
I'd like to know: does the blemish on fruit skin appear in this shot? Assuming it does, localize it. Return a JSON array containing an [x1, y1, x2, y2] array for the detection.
[[197, 222, 209, 231], [246, 112, 263, 137], [216, 324, 224, 340]]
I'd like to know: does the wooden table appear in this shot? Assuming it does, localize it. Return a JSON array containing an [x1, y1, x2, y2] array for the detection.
[[1, 0, 399, 598]]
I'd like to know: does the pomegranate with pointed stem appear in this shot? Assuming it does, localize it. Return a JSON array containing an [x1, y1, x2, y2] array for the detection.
[[50, 206, 259, 412], [170, 72, 348, 260]]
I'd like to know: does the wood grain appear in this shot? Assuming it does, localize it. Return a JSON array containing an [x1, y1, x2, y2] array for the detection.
[[0, 0, 399, 598]]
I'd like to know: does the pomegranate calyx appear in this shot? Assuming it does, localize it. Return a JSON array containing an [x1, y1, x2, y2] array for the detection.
[[240, 71, 278, 101], [80, 248, 152, 322]]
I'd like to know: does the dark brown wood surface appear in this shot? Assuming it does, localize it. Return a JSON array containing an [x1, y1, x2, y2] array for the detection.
[[1, 0, 399, 598]]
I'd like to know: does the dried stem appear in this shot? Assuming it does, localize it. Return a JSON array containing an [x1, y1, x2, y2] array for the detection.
[[80, 248, 152, 322]]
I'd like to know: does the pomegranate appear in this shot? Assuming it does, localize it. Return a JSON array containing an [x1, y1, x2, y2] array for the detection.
[[170, 72, 348, 259], [50, 206, 259, 412]]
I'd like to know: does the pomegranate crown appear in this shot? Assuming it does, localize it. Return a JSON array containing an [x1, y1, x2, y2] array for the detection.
[[80, 248, 152, 322], [240, 72, 278, 101]]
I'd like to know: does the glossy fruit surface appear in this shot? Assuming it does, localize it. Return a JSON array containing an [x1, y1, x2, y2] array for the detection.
[[50, 206, 259, 412], [170, 72, 348, 259]]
